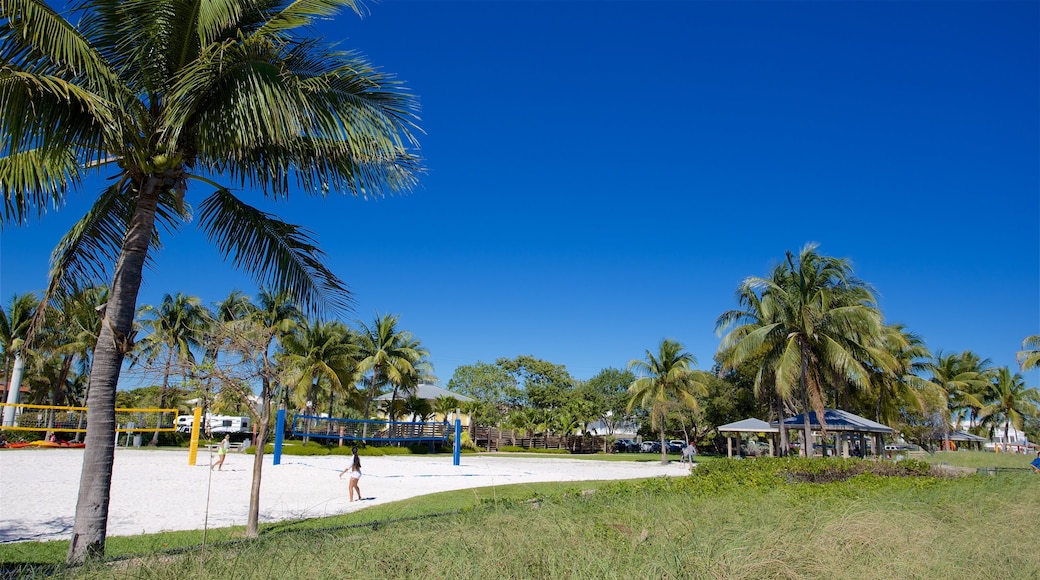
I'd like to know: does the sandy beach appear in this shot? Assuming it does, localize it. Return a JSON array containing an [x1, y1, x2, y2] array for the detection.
[[0, 448, 686, 544]]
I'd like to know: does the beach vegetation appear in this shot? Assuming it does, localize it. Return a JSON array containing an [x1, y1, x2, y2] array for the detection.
[[2, 459, 1036, 579]]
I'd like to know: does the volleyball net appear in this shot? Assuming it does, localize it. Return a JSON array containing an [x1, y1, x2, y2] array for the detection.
[[0, 403, 178, 433], [291, 414, 451, 443]]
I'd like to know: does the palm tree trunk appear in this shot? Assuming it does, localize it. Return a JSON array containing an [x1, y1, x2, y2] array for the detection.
[[67, 179, 161, 565], [775, 388, 789, 457], [800, 344, 813, 458], [151, 351, 173, 446]]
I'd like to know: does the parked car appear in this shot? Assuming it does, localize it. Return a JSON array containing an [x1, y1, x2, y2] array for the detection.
[[641, 440, 661, 453], [667, 440, 685, 454], [613, 438, 638, 453]]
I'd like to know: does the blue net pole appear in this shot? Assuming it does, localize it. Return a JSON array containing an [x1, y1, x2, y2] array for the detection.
[[453, 418, 461, 466], [274, 409, 285, 465]]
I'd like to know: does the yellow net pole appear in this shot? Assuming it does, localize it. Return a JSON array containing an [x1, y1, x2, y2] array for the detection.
[[188, 407, 203, 466]]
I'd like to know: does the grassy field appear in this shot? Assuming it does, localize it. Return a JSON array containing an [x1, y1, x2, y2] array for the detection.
[[3, 456, 1038, 579], [923, 450, 1038, 470]]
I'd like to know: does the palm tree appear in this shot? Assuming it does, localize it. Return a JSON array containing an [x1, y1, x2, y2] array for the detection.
[[134, 293, 208, 445], [251, 290, 303, 420], [355, 314, 427, 421], [867, 324, 935, 425], [35, 286, 107, 437], [716, 279, 793, 454], [1018, 336, 1040, 372], [927, 350, 992, 448], [978, 367, 1040, 450], [628, 339, 707, 465], [717, 244, 884, 456], [280, 320, 359, 441], [1, 0, 422, 562], [1, 293, 39, 426], [198, 290, 254, 420]]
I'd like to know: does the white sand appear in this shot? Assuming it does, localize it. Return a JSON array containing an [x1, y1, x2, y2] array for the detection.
[[0, 448, 687, 543]]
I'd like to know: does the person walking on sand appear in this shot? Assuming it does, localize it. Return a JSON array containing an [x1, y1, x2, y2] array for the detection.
[[212, 434, 230, 471], [340, 446, 362, 501]]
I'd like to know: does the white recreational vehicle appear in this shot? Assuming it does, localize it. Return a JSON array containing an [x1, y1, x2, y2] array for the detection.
[[176, 413, 251, 435]]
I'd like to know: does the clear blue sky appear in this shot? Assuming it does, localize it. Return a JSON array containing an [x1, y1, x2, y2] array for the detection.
[[1, 0, 1037, 387]]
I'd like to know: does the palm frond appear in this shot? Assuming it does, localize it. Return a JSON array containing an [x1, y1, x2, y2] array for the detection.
[[0, 146, 80, 227], [197, 188, 352, 317], [0, 0, 116, 88], [255, 0, 362, 38], [43, 180, 186, 301]]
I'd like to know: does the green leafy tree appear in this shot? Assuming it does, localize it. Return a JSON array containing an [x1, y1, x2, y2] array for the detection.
[[583, 367, 637, 438], [628, 339, 708, 465], [496, 355, 575, 412], [0, 0, 421, 561], [447, 362, 514, 429]]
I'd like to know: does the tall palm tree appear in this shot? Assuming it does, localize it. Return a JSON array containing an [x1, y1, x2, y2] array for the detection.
[[198, 290, 254, 419], [134, 293, 208, 445], [34, 286, 107, 437], [718, 244, 884, 456], [281, 320, 359, 437], [628, 339, 707, 465], [716, 279, 793, 454], [1, 0, 421, 562], [355, 314, 427, 421], [867, 324, 935, 425], [1018, 335, 1040, 372], [978, 367, 1040, 449], [927, 350, 992, 448], [251, 289, 303, 419], [0, 293, 39, 426]]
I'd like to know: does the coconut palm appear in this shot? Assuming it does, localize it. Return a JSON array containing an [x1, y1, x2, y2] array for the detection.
[[0, 293, 40, 426], [281, 320, 359, 438], [866, 324, 936, 425], [134, 293, 208, 444], [1, 0, 421, 561], [628, 339, 707, 465], [717, 244, 884, 456], [926, 350, 992, 449], [33, 286, 107, 436], [978, 367, 1040, 449], [355, 314, 427, 421], [716, 279, 793, 454], [198, 290, 254, 419], [1018, 335, 1040, 372]]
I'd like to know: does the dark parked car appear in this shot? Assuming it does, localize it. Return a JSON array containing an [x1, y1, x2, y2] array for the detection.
[[614, 438, 638, 453], [641, 440, 661, 453], [667, 440, 685, 454]]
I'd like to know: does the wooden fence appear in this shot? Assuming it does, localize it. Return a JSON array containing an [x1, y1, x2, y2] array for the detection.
[[472, 426, 607, 453]]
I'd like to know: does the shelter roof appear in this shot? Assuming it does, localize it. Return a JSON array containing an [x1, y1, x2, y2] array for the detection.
[[947, 430, 988, 443], [772, 409, 894, 434], [373, 383, 474, 402], [717, 418, 778, 433]]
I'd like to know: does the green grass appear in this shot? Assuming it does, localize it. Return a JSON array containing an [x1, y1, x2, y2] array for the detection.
[[4, 457, 1038, 579], [923, 450, 1037, 470]]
